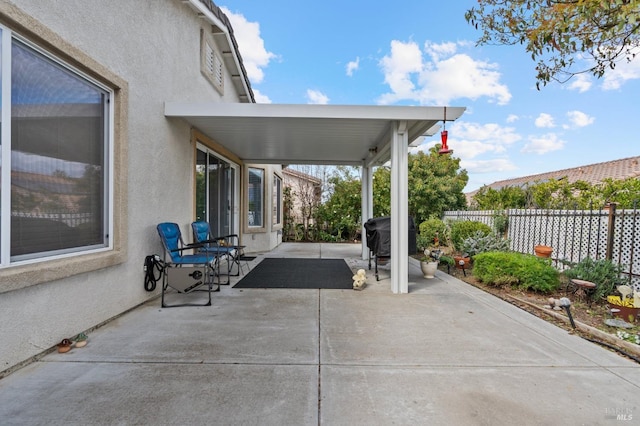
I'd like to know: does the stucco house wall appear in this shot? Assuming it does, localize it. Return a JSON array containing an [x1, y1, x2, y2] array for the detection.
[[0, 0, 280, 375], [282, 168, 322, 225]]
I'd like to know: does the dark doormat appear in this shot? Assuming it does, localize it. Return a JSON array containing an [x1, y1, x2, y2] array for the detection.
[[234, 258, 353, 289]]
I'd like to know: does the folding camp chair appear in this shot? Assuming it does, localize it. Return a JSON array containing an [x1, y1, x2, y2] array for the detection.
[[156, 222, 220, 308], [191, 221, 249, 280]]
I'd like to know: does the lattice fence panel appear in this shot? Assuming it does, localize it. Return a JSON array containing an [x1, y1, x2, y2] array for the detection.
[[612, 209, 640, 290], [444, 207, 638, 287]]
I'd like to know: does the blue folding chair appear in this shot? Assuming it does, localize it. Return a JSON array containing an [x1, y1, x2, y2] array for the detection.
[[156, 222, 219, 307], [191, 221, 248, 281]]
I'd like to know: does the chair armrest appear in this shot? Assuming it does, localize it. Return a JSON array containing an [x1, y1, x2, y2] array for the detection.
[[211, 234, 240, 247], [170, 242, 208, 252]]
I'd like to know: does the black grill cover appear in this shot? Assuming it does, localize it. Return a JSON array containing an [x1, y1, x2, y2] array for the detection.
[[364, 216, 416, 257]]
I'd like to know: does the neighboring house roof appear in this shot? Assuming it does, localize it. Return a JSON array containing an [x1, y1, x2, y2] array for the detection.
[[282, 168, 322, 185], [467, 156, 640, 200]]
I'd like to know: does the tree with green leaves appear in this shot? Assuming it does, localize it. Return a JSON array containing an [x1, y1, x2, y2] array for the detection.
[[372, 166, 391, 218], [471, 176, 640, 210], [408, 146, 468, 225], [316, 167, 362, 241], [372, 145, 469, 225], [465, 0, 640, 88], [470, 185, 528, 210]]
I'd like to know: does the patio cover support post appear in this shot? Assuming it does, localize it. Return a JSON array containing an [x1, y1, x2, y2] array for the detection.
[[361, 162, 373, 260], [390, 121, 409, 294]]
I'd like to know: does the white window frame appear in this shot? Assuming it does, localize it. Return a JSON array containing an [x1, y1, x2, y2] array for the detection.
[[246, 166, 265, 231], [0, 28, 114, 268], [195, 142, 240, 237], [273, 173, 283, 227]]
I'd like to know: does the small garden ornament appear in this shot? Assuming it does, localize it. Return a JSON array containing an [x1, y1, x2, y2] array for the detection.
[[607, 285, 640, 322], [73, 332, 88, 348], [352, 269, 367, 291]]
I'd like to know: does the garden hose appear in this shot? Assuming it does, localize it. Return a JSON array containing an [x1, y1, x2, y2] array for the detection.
[[144, 255, 165, 292]]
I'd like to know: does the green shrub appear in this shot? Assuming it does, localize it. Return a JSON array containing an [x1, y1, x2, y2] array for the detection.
[[473, 252, 560, 293], [450, 220, 492, 251], [492, 211, 509, 235], [460, 231, 511, 257], [563, 258, 624, 301], [417, 217, 448, 250], [439, 255, 455, 267], [419, 217, 448, 244]]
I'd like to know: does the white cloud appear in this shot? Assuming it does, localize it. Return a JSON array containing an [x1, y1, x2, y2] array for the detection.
[[567, 73, 592, 92], [564, 110, 594, 128], [377, 40, 511, 105], [522, 133, 565, 154], [306, 89, 329, 104], [346, 57, 360, 76], [252, 89, 272, 104], [534, 113, 555, 128], [379, 40, 423, 101], [506, 114, 519, 123], [601, 47, 640, 90], [461, 158, 518, 174], [414, 121, 521, 160], [453, 121, 521, 147], [424, 41, 458, 62], [221, 7, 276, 85]]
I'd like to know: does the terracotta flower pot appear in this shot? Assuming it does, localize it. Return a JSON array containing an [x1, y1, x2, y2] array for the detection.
[[612, 305, 640, 323], [534, 245, 553, 258]]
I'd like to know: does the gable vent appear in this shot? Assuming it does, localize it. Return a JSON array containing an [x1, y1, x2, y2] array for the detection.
[[200, 29, 224, 94]]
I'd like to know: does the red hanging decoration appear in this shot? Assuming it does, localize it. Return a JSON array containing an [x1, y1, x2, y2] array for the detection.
[[438, 106, 453, 155]]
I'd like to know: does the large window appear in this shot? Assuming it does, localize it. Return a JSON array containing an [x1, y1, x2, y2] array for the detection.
[[247, 167, 264, 228], [195, 147, 237, 238], [1, 33, 111, 264]]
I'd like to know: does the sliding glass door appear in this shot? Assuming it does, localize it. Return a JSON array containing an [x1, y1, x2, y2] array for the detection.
[[195, 146, 238, 238]]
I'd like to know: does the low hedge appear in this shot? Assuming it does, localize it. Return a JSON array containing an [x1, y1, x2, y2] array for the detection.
[[473, 251, 560, 293]]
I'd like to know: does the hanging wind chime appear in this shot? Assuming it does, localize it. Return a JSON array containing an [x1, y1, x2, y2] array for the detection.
[[438, 106, 453, 155]]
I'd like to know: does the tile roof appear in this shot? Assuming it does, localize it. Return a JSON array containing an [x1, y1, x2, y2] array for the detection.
[[282, 167, 323, 185], [466, 156, 640, 198]]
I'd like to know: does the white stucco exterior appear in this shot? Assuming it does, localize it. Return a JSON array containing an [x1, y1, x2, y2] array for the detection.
[[0, 0, 282, 374]]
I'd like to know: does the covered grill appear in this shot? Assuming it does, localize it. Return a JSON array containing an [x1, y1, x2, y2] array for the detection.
[[364, 216, 416, 280]]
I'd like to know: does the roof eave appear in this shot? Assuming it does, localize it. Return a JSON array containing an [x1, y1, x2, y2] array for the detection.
[[183, 0, 255, 103]]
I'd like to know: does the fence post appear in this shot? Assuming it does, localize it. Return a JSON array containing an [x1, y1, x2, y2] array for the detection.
[[606, 202, 617, 261]]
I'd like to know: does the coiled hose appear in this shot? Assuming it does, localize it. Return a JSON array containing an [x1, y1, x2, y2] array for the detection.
[[144, 255, 166, 292]]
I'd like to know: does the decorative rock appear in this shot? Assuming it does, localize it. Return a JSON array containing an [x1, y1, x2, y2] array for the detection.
[[604, 318, 634, 329]]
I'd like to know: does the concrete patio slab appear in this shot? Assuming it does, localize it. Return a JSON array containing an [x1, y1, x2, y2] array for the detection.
[[1, 243, 638, 425]]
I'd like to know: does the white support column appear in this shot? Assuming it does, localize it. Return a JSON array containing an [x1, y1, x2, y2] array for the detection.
[[361, 163, 373, 260], [390, 121, 409, 294]]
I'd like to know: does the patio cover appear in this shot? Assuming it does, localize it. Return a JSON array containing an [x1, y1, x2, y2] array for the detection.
[[164, 102, 465, 293]]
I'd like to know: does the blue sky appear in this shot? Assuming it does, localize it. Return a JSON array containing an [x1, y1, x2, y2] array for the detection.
[[220, 1, 640, 192]]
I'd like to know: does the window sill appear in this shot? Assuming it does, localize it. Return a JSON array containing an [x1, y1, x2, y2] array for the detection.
[[0, 249, 125, 294]]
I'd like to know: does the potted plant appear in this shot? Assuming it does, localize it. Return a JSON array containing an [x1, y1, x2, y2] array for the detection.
[[420, 248, 440, 279]]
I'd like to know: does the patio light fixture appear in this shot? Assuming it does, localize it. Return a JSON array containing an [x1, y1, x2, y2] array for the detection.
[[438, 106, 453, 155]]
